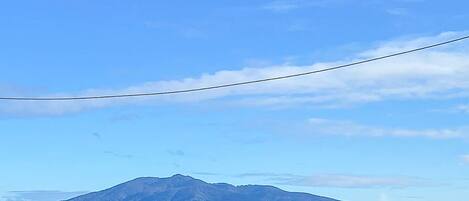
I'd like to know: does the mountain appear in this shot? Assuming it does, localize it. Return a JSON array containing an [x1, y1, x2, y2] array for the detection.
[[66, 174, 339, 201]]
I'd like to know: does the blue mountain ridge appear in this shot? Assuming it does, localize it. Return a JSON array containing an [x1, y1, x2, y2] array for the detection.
[[66, 174, 340, 201]]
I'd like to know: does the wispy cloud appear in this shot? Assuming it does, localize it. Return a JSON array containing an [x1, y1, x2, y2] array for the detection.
[[386, 8, 410, 16], [306, 117, 468, 139], [237, 173, 428, 188], [144, 21, 206, 39], [262, 0, 302, 12], [455, 104, 469, 113], [109, 113, 141, 122], [91, 132, 102, 140], [261, 0, 343, 12], [2, 31, 469, 116], [192, 172, 222, 176], [1, 190, 86, 201], [462, 155, 469, 164], [103, 150, 134, 159], [167, 149, 185, 157], [379, 193, 390, 201]]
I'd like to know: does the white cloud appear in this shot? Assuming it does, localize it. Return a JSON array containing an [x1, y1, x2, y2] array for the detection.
[[1, 31, 469, 115], [237, 173, 427, 188], [306, 118, 468, 139]]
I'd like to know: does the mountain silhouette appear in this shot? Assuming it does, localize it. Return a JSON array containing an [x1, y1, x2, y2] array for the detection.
[[66, 174, 339, 201]]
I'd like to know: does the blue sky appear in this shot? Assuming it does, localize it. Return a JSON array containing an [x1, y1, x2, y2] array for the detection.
[[1, 1, 469, 201]]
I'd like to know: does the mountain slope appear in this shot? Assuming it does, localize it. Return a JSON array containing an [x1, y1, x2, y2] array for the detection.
[[66, 174, 339, 201]]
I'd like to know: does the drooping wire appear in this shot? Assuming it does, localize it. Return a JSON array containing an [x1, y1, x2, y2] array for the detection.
[[1, 35, 468, 101]]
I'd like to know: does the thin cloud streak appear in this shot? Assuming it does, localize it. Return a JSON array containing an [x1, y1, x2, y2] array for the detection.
[[236, 173, 429, 188], [103, 150, 134, 159], [306, 118, 469, 139], [261, 0, 345, 12], [455, 104, 469, 113], [167, 149, 185, 157], [1, 190, 87, 201]]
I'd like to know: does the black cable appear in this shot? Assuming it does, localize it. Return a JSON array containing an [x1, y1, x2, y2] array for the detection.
[[1, 35, 468, 101]]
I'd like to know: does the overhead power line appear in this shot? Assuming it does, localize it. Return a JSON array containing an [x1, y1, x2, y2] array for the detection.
[[1, 35, 469, 101]]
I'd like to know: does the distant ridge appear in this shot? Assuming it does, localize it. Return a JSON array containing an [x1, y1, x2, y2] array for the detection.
[[66, 174, 340, 201]]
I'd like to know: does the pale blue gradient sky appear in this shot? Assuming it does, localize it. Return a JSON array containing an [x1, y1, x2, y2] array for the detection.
[[1, 1, 469, 201]]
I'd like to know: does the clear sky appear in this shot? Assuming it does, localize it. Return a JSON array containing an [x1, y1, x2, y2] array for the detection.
[[1, 1, 469, 201]]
